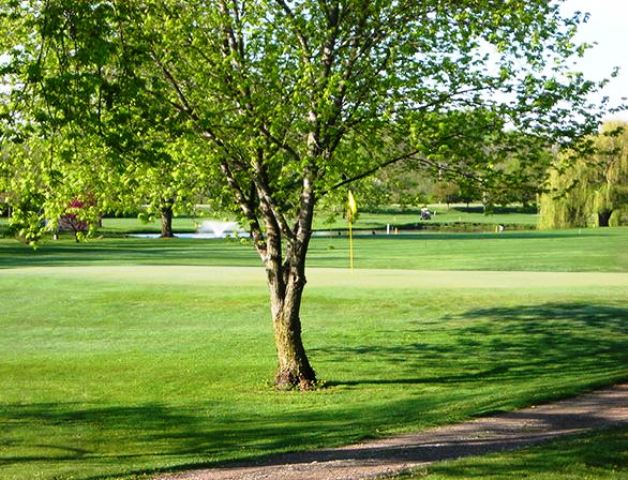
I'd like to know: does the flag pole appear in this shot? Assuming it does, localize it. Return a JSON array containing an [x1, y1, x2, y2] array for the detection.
[[349, 219, 354, 270], [347, 190, 357, 271]]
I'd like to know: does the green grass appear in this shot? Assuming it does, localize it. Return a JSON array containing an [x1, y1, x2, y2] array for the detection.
[[1, 227, 626, 272], [0, 227, 626, 479], [402, 426, 628, 480], [99, 216, 202, 233], [1, 266, 627, 479]]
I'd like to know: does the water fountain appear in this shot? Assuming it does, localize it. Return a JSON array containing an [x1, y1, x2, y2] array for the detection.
[[197, 220, 241, 238], [129, 219, 246, 239]]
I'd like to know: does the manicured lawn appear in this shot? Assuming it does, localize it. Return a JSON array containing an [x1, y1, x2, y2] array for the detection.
[[1, 264, 627, 479], [1, 227, 626, 272], [403, 426, 627, 480], [0, 228, 626, 479], [100, 216, 202, 233]]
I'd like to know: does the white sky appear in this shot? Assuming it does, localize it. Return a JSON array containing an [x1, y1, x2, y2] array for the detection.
[[563, 0, 628, 120]]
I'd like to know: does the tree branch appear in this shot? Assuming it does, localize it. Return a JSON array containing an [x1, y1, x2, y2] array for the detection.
[[325, 149, 421, 194], [324, 139, 490, 197], [273, 0, 312, 61], [253, 149, 295, 241], [218, 157, 267, 256]]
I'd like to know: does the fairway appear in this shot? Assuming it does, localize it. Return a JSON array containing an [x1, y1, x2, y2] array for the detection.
[[84, 205, 539, 235], [1, 227, 627, 272], [1, 253, 627, 479]]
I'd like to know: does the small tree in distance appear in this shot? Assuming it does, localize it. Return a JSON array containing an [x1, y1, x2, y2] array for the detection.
[[432, 181, 461, 209]]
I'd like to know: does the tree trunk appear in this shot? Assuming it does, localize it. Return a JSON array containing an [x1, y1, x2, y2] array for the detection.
[[271, 274, 317, 390], [257, 170, 317, 390], [598, 209, 612, 227], [160, 204, 174, 237], [262, 230, 317, 390]]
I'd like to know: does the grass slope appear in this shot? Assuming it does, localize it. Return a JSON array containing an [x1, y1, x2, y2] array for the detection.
[[0, 227, 626, 479], [1, 264, 627, 479]]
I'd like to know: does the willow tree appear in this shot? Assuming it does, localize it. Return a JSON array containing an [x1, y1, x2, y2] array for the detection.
[[2, 0, 608, 389], [539, 121, 628, 229]]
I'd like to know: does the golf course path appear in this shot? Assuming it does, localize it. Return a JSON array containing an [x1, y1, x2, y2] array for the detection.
[[157, 383, 628, 480]]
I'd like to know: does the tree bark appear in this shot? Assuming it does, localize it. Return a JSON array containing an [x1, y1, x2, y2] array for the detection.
[[261, 221, 317, 390], [160, 202, 174, 238], [598, 209, 612, 227], [270, 268, 317, 390]]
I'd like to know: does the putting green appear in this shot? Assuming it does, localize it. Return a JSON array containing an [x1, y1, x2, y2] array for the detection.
[[3, 265, 627, 289]]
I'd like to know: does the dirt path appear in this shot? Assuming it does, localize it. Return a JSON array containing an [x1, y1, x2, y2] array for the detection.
[[156, 384, 628, 480]]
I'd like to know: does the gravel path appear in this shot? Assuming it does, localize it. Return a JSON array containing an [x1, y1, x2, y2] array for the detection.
[[156, 384, 628, 480]]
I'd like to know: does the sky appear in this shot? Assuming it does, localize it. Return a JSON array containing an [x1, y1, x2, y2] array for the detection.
[[563, 0, 628, 121]]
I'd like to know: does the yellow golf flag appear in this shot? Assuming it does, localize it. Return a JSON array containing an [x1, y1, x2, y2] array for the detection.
[[347, 190, 357, 223]]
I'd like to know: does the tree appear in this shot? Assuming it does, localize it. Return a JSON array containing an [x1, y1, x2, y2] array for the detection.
[[594, 123, 628, 226], [116, 135, 212, 238], [2, 1, 610, 389], [432, 181, 461, 208], [539, 121, 628, 229], [480, 137, 554, 210]]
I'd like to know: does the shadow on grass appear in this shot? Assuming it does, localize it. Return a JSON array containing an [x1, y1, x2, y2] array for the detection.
[[0, 395, 448, 479], [3, 398, 626, 480], [0, 239, 261, 269], [319, 302, 628, 389]]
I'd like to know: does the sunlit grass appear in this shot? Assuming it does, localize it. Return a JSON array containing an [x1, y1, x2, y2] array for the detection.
[[1, 227, 626, 272], [41, 203, 537, 235]]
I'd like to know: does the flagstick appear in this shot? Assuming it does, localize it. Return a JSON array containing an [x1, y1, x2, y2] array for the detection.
[[347, 190, 357, 271], [349, 220, 354, 270]]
